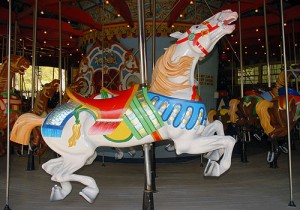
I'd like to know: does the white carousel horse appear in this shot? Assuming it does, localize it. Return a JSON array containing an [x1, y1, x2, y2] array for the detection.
[[10, 10, 238, 203]]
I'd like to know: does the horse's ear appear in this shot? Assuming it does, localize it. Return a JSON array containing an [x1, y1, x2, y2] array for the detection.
[[170, 31, 183, 39]]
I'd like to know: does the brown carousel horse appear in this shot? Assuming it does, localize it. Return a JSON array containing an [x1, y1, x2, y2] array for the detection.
[[62, 78, 85, 104], [227, 69, 298, 163], [0, 55, 30, 156], [256, 92, 300, 167], [30, 79, 86, 157], [30, 79, 60, 156]]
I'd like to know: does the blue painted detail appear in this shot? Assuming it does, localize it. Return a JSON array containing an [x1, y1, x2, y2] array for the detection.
[[42, 102, 78, 138], [148, 92, 207, 130], [260, 91, 272, 101], [278, 87, 300, 96]]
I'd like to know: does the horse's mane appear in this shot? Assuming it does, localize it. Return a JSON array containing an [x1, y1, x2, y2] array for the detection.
[[149, 44, 194, 96]]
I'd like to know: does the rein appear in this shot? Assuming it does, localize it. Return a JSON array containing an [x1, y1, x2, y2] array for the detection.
[[176, 21, 219, 56]]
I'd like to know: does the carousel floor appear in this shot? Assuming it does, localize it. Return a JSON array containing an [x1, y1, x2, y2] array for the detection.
[[1, 140, 300, 210]]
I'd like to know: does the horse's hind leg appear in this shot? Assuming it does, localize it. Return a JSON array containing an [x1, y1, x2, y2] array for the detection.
[[85, 151, 97, 165], [42, 157, 63, 175], [51, 171, 99, 203], [52, 168, 99, 203], [50, 181, 72, 202], [50, 153, 99, 203]]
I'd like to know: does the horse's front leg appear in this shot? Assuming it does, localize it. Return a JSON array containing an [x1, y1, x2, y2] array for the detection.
[[203, 136, 236, 176], [173, 134, 236, 176], [201, 120, 225, 161], [200, 120, 225, 136]]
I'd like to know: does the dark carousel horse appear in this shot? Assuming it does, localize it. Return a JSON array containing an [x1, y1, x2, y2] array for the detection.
[[29, 79, 60, 157], [228, 92, 265, 162], [256, 91, 300, 168], [0, 55, 30, 157]]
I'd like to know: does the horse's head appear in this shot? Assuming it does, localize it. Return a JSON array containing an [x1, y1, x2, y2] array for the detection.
[[171, 9, 238, 57], [42, 79, 60, 98], [7, 55, 30, 75]]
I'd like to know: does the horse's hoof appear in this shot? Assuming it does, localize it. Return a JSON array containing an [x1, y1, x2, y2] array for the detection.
[[279, 145, 288, 154], [115, 152, 124, 160], [50, 185, 65, 201], [79, 187, 99, 203], [204, 160, 220, 177], [128, 150, 136, 157], [267, 151, 274, 163], [164, 144, 175, 152]]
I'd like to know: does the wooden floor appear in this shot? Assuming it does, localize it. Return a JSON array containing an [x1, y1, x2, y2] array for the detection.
[[1, 140, 300, 210]]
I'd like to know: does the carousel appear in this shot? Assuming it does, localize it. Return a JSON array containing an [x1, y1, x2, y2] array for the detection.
[[0, 0, 300, 210]]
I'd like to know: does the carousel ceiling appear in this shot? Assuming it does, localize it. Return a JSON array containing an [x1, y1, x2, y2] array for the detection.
[[0, 0, 299, 66]]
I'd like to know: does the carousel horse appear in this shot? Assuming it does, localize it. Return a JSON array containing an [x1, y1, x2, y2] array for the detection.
[[62, 78, 85, 104], [0, 55, 30, 156], [256, 89, 300, 167], [30, 79, 60, 156], [227, 69, 300, 163], [10, 10, 238, 203]]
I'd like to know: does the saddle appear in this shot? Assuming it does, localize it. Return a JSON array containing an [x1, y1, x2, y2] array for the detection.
[[0, 93, 22, 113], [66, 84, 139, 119]]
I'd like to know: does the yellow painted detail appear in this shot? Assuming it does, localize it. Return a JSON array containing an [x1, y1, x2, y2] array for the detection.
[[105, 121, 132, 141]]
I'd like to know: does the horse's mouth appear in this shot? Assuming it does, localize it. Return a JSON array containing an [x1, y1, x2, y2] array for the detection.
[[223, 12, 238, 30], [18, 65, 29, 75]]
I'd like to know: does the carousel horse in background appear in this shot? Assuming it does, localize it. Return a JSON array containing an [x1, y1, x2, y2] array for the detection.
[[0, 55, 30, 156], [207, 107, 231, 132], [256, 88, 300, 167], [228, 92, 264, 161], [11, 10, 238, 203], [228, 68, 300, 164], [30, 79, 60, 156], [62, 78, 85, 104]]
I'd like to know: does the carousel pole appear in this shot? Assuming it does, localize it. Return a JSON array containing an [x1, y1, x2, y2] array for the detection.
[[279, 0, 296, 207], [237, 0, 249, 163], [133, 0, 183, 57], [59, 0, 62, 106], [263, 0, 271, 88], [1, 36, 5, 63], [31, 0, 37, 111], [11, 21, 17, 93], [27, 0, 38, 171], [150, 0, 157, 193], [4, 0, 12, 208], [101, 0, 105, 89], [292, 21, 298, 92], [137, 0, 154, 209], [238, 0, 244, 98], [292, 21, 297, 65]]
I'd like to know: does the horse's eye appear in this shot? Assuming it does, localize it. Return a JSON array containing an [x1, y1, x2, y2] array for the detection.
[[195, 26, 199, 28]]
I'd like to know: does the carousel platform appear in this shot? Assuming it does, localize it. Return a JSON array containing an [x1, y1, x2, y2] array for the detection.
[[1, 140, 300, 210]]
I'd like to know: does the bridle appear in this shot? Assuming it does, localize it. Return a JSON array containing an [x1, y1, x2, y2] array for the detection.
[[176, 21, 219, 56]]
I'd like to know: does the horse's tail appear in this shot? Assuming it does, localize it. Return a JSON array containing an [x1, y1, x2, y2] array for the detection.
[[10, 113, 45, 145], [228, 99, 239, 123], [256, 100, 274, 135]]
